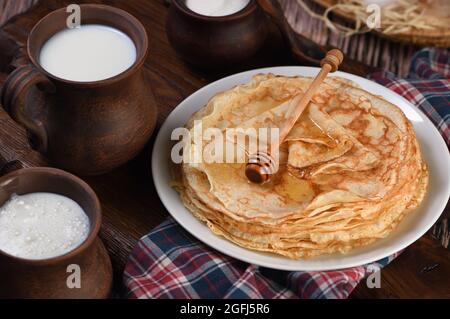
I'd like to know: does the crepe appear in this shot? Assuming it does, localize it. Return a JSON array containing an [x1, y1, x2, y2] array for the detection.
[[172, 74, 428, 259]]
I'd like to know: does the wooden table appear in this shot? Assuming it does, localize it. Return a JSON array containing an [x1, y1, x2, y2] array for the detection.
[[0, 0, 449, 298]]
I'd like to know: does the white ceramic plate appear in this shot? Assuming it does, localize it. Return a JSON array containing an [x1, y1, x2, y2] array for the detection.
[[152, 66, 450, 271]]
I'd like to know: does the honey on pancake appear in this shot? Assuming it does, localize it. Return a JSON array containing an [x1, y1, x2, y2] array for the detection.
[[273, 169, 315, 203], [290, 111, 339, 148]]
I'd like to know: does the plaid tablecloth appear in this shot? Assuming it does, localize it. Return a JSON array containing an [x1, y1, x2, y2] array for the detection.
[[370, 48, 450, 147], [123, 48, 450, 299]]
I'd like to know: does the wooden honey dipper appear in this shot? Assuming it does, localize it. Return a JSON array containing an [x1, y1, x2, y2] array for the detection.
[[245, 49, 344, 184]]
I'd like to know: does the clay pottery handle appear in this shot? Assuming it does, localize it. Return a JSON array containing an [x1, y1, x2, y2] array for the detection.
[[1, 64, 54, 153], [0, 153, 24, 176]]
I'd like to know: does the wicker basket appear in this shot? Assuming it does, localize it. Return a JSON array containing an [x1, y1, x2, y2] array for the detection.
[[279, 0, 437, 76], [313, 0, 450, 47]]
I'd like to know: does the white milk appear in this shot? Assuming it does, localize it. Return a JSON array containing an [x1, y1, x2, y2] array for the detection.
[[185, 0, 250, 17], [0, 193, 90, 260], [39, 24, 137, 82]]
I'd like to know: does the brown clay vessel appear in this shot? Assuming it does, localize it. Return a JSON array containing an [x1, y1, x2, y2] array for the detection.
[[1, 4, 157, 175], [0, 165, 112, 299], [166, 0, 268, 69]]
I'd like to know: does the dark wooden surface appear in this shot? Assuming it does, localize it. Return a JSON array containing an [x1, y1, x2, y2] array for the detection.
[[0, 0, 448, 298]]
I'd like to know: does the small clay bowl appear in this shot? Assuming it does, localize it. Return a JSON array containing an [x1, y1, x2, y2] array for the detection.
[[0, 166, 112, 299], [166, 0, 268, 69]]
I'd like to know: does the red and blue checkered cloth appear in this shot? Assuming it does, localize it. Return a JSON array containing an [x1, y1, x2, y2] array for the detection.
[[123, 48, 450, 299]]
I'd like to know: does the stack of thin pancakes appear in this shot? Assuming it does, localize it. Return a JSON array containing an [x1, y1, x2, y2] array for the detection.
[[172, 74, 428, 259]]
